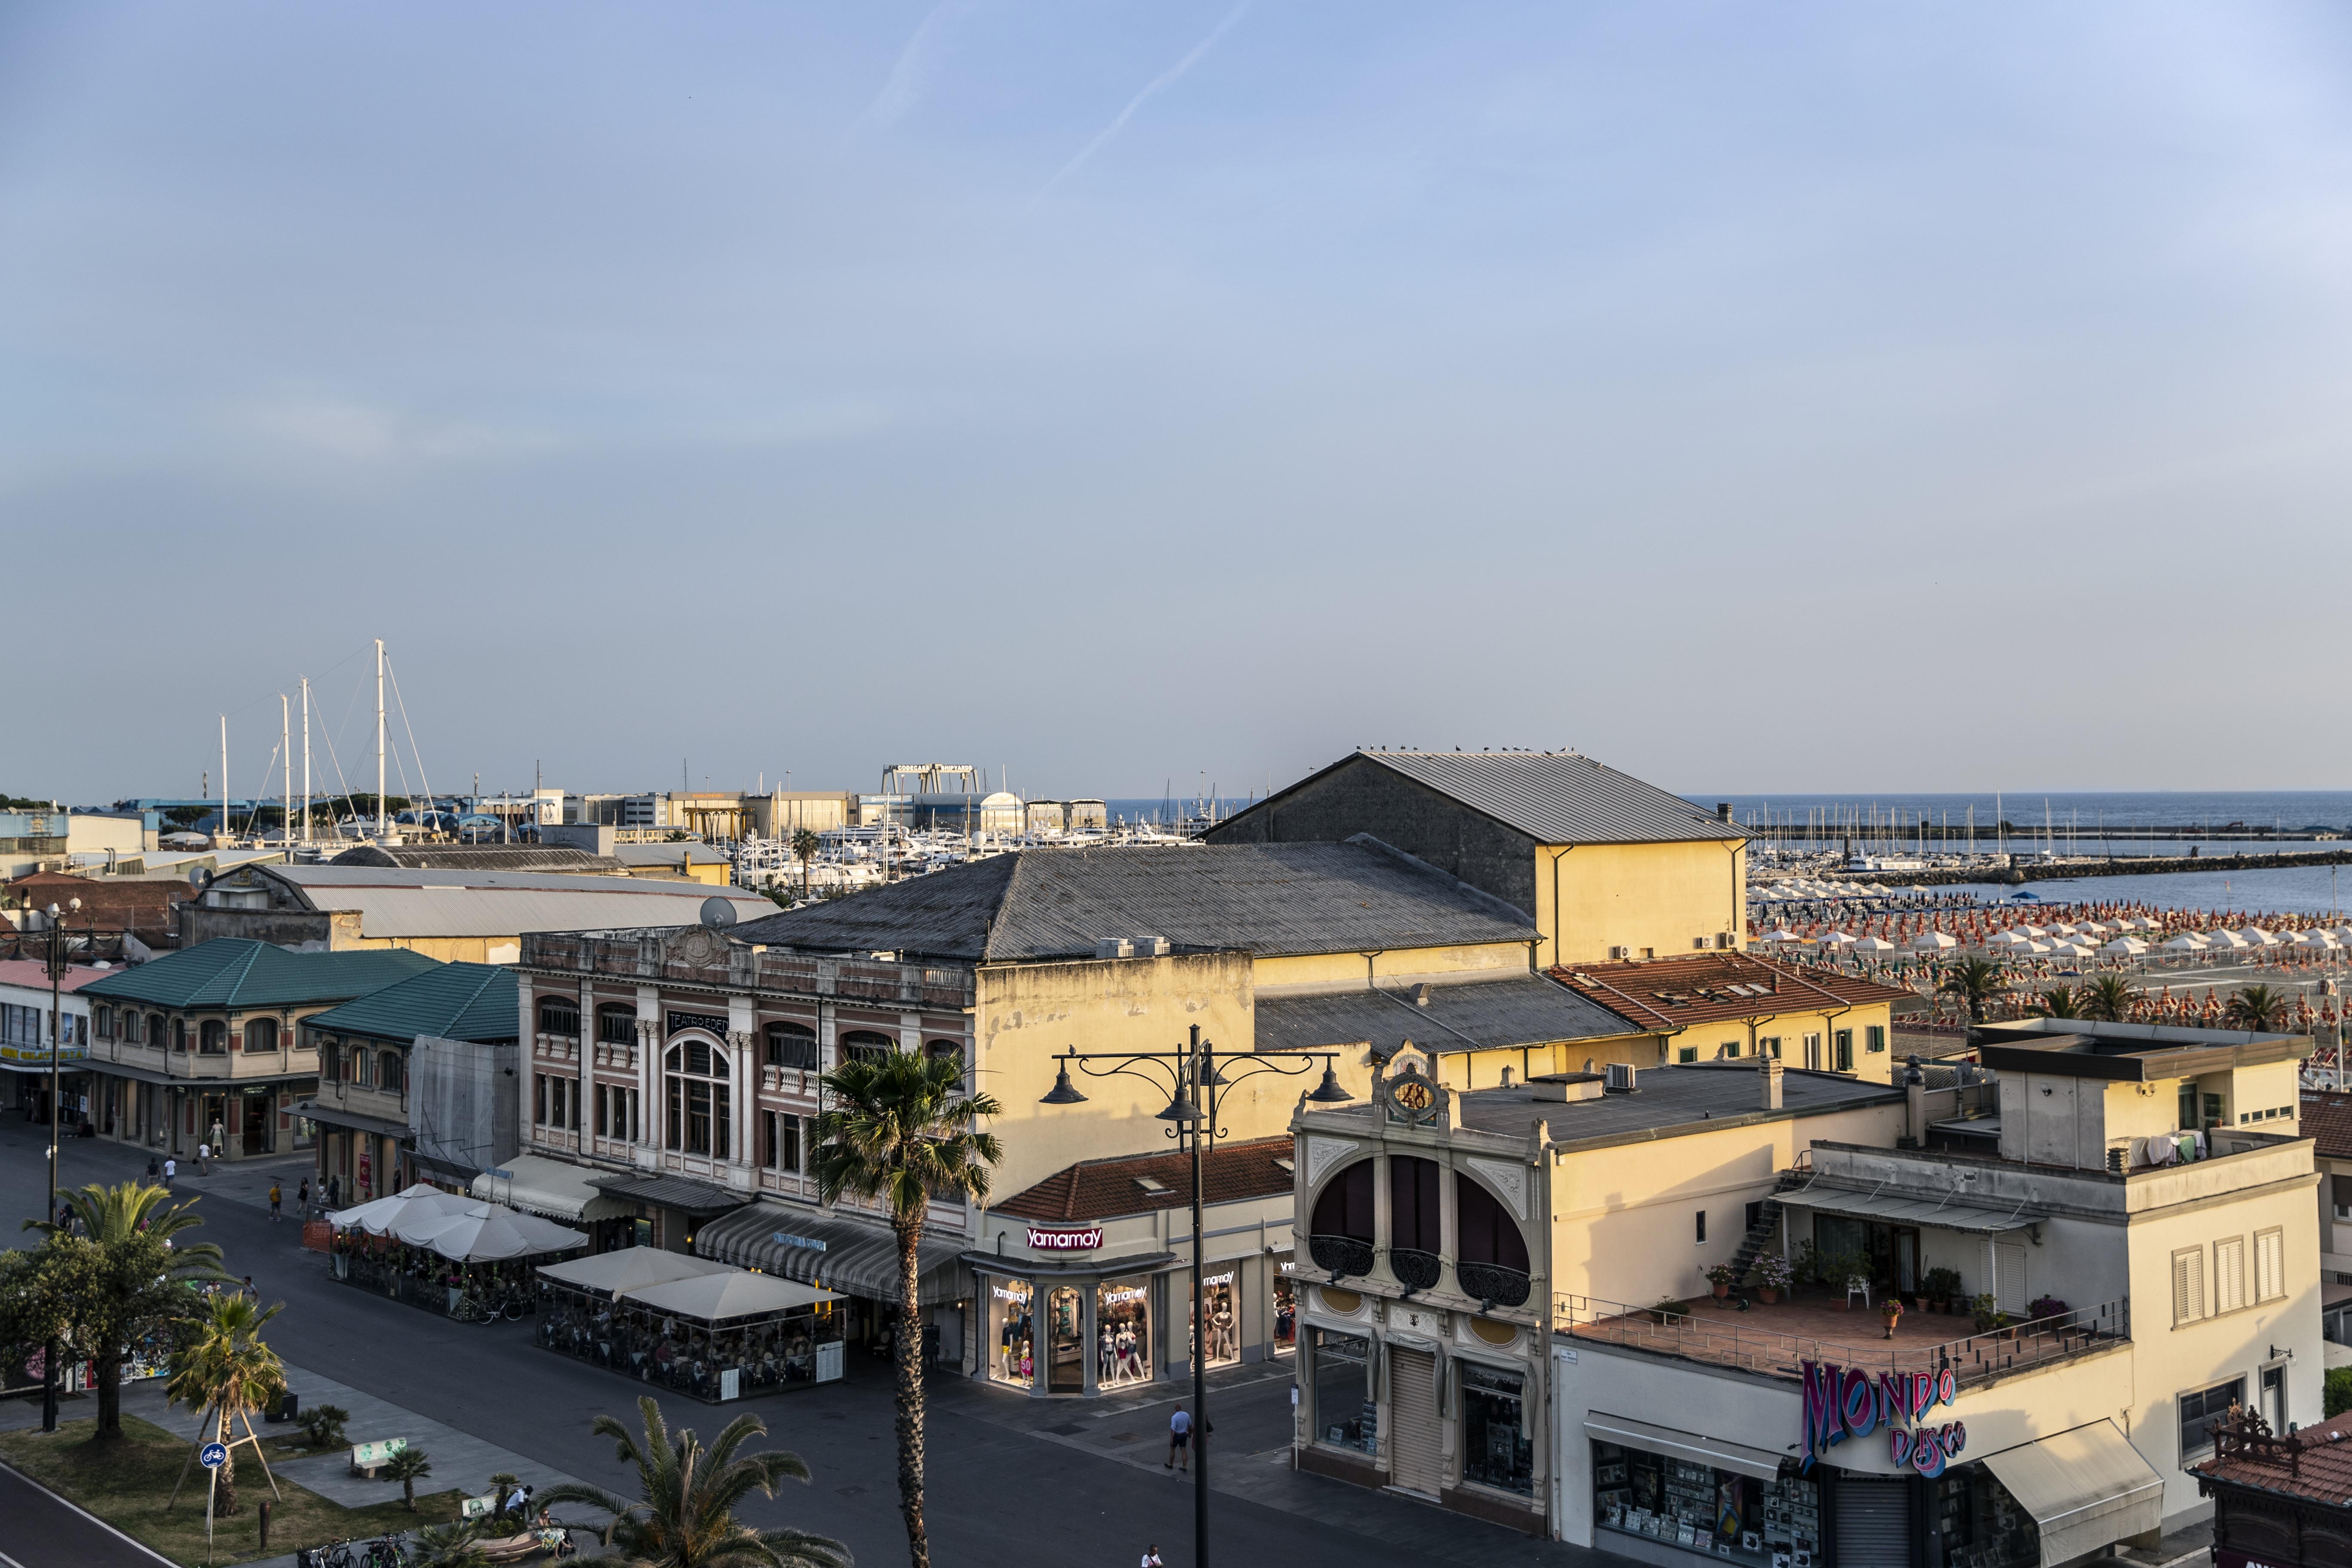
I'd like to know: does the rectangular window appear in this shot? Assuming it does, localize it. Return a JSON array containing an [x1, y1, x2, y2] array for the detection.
[[1677, 1045, 1698, 1064], [2214, 1236, 2246, 1315], [1834, 1030, 1853, 1072], [628, 1088, 640, 1143], [2171, 1246, 2206, 1326], [1458, 1363, 1534, 1495], [1803, 1033, 1822, 1070], [594, 1084, 609, 1136], [2256, 1228, 2285, 1303], [1866, 1025, 1886, 1054], [686, 1080, 713, 1155], [2179, 1376, 2245, 1457], [1721, 1040, 1740, 1058], [1310, 1328, 1375, 1454], [1694, 1211, 1706, 1245], [765, 1111, 802, 1172], [534, 1073, 547, 1126]]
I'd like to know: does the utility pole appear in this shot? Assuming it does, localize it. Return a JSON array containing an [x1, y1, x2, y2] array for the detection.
[[42, 896, 78, 1435], [374, 638, 387, 837]]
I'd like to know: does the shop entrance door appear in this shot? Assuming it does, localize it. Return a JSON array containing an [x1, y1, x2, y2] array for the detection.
[[1835, 1476, 1910, 1566], [1387, 1347, 1442, 1497], [1047, 1287, 1084, 1393], [243, 1092, 274, 1155], [1894, 1229, 1919, 1295]]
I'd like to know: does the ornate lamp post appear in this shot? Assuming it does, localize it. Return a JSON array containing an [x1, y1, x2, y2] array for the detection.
[[41, 895, 80, 1433], [1040, 1026, 1351, 1568]]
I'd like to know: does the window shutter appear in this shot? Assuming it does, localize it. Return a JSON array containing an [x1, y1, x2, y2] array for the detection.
[[2334, 1175, 2352, 1209], [2214, 1237, 2245, 1314], [2172, 1249, 2204, 1325], [2257, 1229, 2285, 1303]]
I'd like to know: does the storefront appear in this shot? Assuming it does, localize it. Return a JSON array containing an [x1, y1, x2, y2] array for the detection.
[[537, 1248, 845, 1400], [691, 1197, 974, 1371]]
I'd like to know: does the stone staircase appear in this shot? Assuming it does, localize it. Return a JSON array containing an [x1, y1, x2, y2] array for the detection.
[[1727, 1170, 1810, 1282]]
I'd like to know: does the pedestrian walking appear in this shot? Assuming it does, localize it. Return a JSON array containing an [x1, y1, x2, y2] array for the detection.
[[269, 1183, 282, 1222], [197, 1141, 211, 1176], [298, 1176, 310, 1216], [1141, 1547, 1164, 1568], [162, 1156, 176, 1191], [1165, 1406, 1192, 1472], [145, 1154, 160, 1182], [242, 1274, 255, 1296]]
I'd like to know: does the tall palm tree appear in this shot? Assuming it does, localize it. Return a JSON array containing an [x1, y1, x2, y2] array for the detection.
[[165, 1292, 285, 1517], [2038, 986, 2081, 1020], [2226, 984, 2291, 1032], [814, 1051, 1001, 1568], [1939, 956, 2010, 1023], [24, 1180, 225, 1439], [2082, 974, 2137, 1023], [537, 1396, 848, 1568], [790, 828, 821, 900]]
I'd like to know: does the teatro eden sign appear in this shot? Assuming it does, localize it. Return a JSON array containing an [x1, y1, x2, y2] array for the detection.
[[1026, 1226, 1103, 1253], [1801, 1361, 1967, 1478]]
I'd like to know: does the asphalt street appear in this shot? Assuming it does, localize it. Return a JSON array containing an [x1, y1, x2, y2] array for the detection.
[[0, 1458, 174, 1568], [0, 1115, 1597, 1568]]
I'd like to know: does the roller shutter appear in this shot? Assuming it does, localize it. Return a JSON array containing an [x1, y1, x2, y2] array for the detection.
[[1388, 1347, 1443, 1498], [1835, 1475, 1911, 1567]]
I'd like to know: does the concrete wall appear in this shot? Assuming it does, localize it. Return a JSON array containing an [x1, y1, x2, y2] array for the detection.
[[1539, 839, 1746, 968], [1252, 941, 1532, 990]]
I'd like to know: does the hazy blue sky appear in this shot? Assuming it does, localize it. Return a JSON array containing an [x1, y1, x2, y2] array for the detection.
[[8, 3, 2352, 805]]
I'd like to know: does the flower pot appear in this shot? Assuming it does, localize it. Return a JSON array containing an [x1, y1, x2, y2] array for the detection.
[[1756, 1286, 1780, 1305], [1712, 1283, 1730, 1300]]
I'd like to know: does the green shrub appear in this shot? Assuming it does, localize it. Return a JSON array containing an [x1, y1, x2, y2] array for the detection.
[[2324, 1368, 2352, 1419]]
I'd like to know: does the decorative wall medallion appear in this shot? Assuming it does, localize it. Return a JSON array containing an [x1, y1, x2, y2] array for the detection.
[[666, 928, 726, 968], [1305, 1135, 1358, 1187], [1464, 1156, 1530, 1221], [1375, 1056, 1447, 1128]]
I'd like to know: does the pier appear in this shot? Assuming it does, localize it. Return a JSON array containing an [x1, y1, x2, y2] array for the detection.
[[1841, 847, 2352, 887]]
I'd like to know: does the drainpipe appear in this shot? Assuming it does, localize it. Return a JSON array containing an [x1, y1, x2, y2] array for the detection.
[[1547, 847, 1577, 967], [1724, 838, 1745, 949]]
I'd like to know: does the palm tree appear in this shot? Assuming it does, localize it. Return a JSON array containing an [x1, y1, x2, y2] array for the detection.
[[790, 828, 821, 900], [537, 1396, 848, 1568], [406, 1520, 493, 1568], [2082, 974, 2137, 1023], [487, 1470, 521, 1520], [2226, 984, 2291, 1032], [2038, 986, 2080, 1019], [1939, 956, 2010, 1023], [165, 1292, 285, 1517], [384, 1446, 434, 1511], [24, 1180, 225, 1439], [814, 1050, 1001, 1568]]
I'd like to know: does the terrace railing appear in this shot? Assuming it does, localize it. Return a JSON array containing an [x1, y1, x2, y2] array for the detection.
[[1552, 1293, 2128, 1388]]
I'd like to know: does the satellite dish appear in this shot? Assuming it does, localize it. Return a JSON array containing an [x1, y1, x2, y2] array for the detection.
[[699, 896, 738, 930]]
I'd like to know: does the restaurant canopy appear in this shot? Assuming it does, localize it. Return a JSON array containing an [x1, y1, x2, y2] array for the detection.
[[627, 1271, 839, 1324], [329, 1182, 479, 1235], [693, 1201, 972, 1306], [1977, 1420, 2164, 1568], [539, 1248, 734, 1299], [390, 1207, 586, 1262], [472, 1154, 636, 1224]]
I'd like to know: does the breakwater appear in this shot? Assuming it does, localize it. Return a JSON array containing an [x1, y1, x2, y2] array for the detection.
[[1844, 849, 2352, 888]]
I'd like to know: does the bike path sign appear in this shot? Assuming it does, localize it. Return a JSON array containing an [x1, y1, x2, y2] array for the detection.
[[199, 1441, 228, 1469]]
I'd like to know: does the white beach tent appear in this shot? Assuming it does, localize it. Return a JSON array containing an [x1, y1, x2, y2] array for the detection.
[[1819, 932, 1859, 948], [2161, 933, 2209, 952], [2100, 937, 2149, 958], [1760, 929, 1804, 944], [2297, 930, 2340, 950], [1911, 932, 1958, 951], [2331, 926, 2352, 944], [2205, 931, 2248, 951], [2239, 928, 2282, 948], [1852, 937, 1899, 956], [2048, 941, 2098, 959]]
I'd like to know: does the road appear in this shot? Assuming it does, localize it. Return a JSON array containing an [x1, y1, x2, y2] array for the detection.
[[0, 1115, 1595, 1568], [0, 1459, 173, 1568]]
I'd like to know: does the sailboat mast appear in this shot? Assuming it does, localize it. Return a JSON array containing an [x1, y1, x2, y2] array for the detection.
[[374, 638, 387, 837], [220, 715, 229, 845], [281, 695, 291, 849], [300, 678, 311, 846]]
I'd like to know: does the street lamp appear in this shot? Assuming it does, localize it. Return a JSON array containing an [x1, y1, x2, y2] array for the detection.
[[1039, 1026, 1351, 1568], [41, 895, 79, 1435]]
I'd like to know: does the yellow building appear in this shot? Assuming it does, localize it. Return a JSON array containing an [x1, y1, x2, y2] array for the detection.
[[1548, 949, 1914, 1084], [1205, 749, 1748, 966]]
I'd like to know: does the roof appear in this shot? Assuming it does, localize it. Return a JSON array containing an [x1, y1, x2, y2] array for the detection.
[[1256, 973, 1640, 1058], [302, 963, 518, 1044], [1972, 1017, 2311, 1081], [1217, 750, 1746, 847], [78, 940, 439, 1010], [1547, 952, 1913, 1032], [329, 845, 628, 875], [0, 960, 117, 997], [1305, 1061, 1900, 1150], [2304, 1090, 2352, 1161], [994, 1136, 1296, 1223], [2193, 1409, 2352, 1510], [591, 1173, 747, 1216], [727, 837, 1537, 963], [245, 864, 771, 939], [612, 844, 730, 868]]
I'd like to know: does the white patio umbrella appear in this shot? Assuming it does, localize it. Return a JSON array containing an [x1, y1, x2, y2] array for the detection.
[[1852, 937, 1899, 955], [2330, 926, 2352, 943], [1911, 931, 1958, 951], [2101, 937, 2149, 957], [2161, 933, 2209, 952], [412, 1210, 587, 1263], [332, 1183, 479, 1237]]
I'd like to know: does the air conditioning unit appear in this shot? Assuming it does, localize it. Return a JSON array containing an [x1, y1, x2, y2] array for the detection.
[[1132, 935, 1170, 957], [1692, 937, 1708, 951], [1095, 938, 1133, 960], [1716, 933, 1734, 949], [1605, 1063, 1638, 1093], [1608, 945, 1632, 961]]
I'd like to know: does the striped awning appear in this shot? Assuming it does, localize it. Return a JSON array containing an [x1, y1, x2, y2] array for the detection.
[[692, 1200, 971, 1306]]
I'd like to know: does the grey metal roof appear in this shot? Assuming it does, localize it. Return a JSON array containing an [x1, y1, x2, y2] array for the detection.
[[255, 864, 772, 940], [726, 837, 1538, 963], [328, 845, 627, 874], [1426, 1061, 1900, 1147], [1777, 1184, 2040, 1235], [1256, 973, 1640, 1058], [1230, 750, 1745, 846]]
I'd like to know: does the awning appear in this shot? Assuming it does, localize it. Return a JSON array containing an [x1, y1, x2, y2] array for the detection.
[[472, 1154, 634, 1224], [1778, 1183, 2040, 1235], [591, 1173, 748, 1218], [693, 1200, 972, 1306], [1977, 1421, 2163, 1568], [298, 1102, 410, 1140], [1585, 1412, 1788, 1482]]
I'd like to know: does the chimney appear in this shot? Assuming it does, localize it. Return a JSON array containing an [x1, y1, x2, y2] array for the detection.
[[1413, 983, 1432, 1007], [1716, 802, 1733, 823], [1903, 1054, 1927, 1146], [1760, 1055, 1784, 1111]]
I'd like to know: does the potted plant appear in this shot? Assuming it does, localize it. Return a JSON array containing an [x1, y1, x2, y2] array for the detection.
[[1650, 1295, 1688, 1325], [1702, 1262, 1738, 1300], [1922, 1267, 1963, 1313], [2026, 1295, 2068, 1324], [1879, 1296, 1904, 1340], [1750, 1255, 1792, 1305], [1969, 1292, 2013, 1336]]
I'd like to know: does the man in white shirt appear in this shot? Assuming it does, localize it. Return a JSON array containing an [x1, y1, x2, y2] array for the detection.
[[1165, 1407, 1192, 1472], [1141, 1548, 1163, 1568], [162, 1157, 176, 1191]]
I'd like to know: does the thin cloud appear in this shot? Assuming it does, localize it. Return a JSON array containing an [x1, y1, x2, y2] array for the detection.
[[1033, 2, 1250, 204], [850, 0, 966, 140]]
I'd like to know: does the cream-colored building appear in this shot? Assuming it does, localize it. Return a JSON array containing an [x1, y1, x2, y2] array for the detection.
[[1288, 1017, 2324, 1564], [1206, 749, 1749, 967]]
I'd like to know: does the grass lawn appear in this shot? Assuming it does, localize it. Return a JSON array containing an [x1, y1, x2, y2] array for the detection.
[[0, 1414, 464, 1566]]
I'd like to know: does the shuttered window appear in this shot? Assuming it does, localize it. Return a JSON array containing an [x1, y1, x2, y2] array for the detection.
[[2214, 1237, 2246, 1315], [2256, 1228, 2285, 1303], [2171, 1247, 2206, 1326]]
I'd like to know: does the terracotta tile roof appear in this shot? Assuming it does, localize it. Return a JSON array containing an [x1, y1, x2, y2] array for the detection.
[[993, 1136, 1295, 1223], [1547, 951, 1912, 1032], [2193, 1409, 2352, 1507], [2302, 1089, 2352, 1161]]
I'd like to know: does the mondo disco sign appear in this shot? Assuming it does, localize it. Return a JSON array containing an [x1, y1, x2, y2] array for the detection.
[[1026, 1226, 1103, 1253], [1801, 1362, 1967, 1478]]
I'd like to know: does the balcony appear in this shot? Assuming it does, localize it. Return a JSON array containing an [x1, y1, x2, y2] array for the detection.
[[1553, 1292, 2128, 1388], [1390, 1247, 1443, 1292], [1457, 1260, 1533, 1309], [1308, 1233, 1375, 1279]]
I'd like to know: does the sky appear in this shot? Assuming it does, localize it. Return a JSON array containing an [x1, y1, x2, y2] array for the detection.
[[7, 2, 2352, 806]]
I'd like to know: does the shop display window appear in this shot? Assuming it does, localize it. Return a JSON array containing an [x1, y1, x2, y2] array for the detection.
[[1935, 1467, 2038, 1568], [1594, 1440, 1788, 1564], [1458, 1363, 1532, 1494], [1097, 1280, 1152, 1387], [1310, 1327, 1376, 1454], [1271, 1259, 1296, 1354], [1193, 1271, 1240, 1368], [1046, 1286, 1084, 1393], [989, 1278, 1034, 1387]]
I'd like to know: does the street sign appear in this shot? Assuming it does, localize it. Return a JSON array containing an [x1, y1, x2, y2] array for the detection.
[[199, 1442, 228, 1469]]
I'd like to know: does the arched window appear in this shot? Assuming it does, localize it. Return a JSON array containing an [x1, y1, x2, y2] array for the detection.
[[664, 1039, 732, 1158], [1388, 1156, 1442, 1288], [150, 1013, 167, 1048], [1455, 1175, 1533, 1306], [595, 1004, 636, 1046], [1308, 1161, 1376, 1279], [199, 1020, 228, 1056], [380, 1049, 404, 1096], [841, 1030, 894, 1066], [538, 997, 580, 1037], [94, 1005, 115, 1041], [244, 1018, 279, 1053], [765, 1022, 818, 1070], [925, 1038, 962, 1066], [318, 1036, 340, 1080]]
